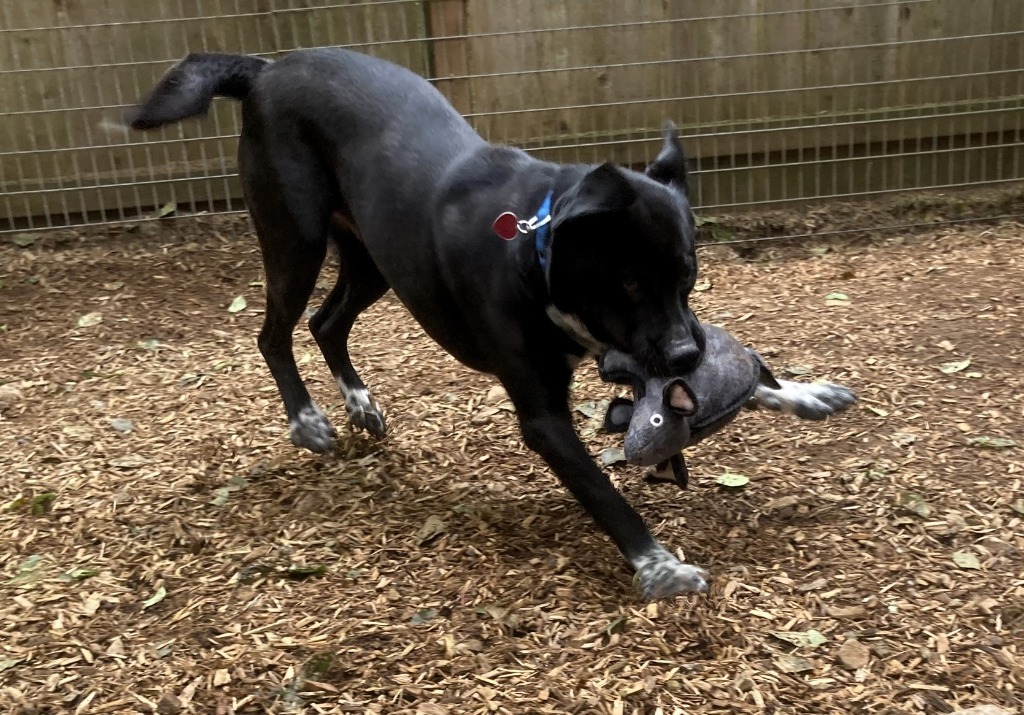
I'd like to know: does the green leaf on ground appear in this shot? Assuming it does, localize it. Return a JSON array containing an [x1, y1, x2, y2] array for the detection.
[[775, 654, 815, 673], [599, 447, 627, 466], [939, 358, 971, 374], [10, 233, 38, 247], [227, 296, 247, 313], [897, 492, 931, 518], [77, 312, 103, 327], [952, 550, 981, 570], [142, 586, 167, 609], [770, 629, 827, 648], [411, 608, 439, 624], [210, 488, 231, 506], [716, 472, 750, 489], [30, 492, 56, 516], [285, 565, 327, 579], [966, 436, 1016, 449], [574, 400, 608, 419], [605, 613, 629, 636], [10, 555, 46, 587]]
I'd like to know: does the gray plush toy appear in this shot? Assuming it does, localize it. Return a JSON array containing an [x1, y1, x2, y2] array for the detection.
[[599, 323, 794, 489]]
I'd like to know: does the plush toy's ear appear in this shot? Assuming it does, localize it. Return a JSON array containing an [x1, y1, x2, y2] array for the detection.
[[645, 121, 690, 198], [663, 378, 698, 416], [603, 397, 635, 434], [552, 162, 637, 229]]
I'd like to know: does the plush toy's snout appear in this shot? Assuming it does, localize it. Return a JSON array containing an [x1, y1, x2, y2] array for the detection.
[[599, 323, 768, 485], [624, 376, 698, 466]]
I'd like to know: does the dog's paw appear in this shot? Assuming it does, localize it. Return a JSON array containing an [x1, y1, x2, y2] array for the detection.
[[632, 546, 709, 601], [753, 380, 857, 421], [289, 403, 338, 453], [344, 387, 387, 439]]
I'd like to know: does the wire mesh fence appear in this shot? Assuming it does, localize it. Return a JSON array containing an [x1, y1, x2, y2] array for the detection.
[[1, 0, 1022, 237]]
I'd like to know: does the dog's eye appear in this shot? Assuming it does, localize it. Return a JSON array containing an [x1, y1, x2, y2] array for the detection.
[[623, 280, 641, 301]]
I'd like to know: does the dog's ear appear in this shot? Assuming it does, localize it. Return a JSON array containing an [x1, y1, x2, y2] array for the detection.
[[553, 162, 637, 228], [663, 378, 698, 416], [645, 121, 690, 198]]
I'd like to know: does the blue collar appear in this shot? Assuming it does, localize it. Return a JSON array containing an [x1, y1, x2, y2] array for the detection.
[[534, 190, 554, 271]]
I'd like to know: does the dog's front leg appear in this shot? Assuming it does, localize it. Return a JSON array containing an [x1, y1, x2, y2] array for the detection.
[[508, 383, 709, 600]]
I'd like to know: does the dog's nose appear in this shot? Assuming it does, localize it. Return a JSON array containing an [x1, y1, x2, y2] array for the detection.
[[665, 339, 702, 374]]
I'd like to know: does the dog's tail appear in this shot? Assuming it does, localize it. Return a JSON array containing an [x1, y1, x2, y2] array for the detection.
[[125, 53, 271, 131]]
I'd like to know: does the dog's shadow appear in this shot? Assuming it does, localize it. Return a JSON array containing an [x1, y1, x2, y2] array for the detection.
[[214, 431, 858, 601]]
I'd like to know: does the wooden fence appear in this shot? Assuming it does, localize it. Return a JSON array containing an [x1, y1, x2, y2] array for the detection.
[[1, 0, 1022, 232]]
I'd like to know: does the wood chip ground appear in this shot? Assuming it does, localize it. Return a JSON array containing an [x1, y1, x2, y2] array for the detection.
[[1, 215, 1021, 714]]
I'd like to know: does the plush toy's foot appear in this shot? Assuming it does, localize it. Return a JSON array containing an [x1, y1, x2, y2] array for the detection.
[[602, 397, 634, 434], [644, 454, 689, 489], [752, 380, 857, 421]]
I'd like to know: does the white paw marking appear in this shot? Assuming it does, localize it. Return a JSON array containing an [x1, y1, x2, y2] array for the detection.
[[337, 381, 386, 438], [340, 384, 371, 412], [753, 380, 857, 421], [632, 545, 709, 600], [288, 402, 337, 453]]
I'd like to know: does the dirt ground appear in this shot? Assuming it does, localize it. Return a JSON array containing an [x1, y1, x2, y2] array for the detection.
[[0, 213, 1022, 715]]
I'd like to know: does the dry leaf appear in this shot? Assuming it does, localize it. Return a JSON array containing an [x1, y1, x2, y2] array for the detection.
[[952, 550, 981, 570], [827, 604, 868, 619], [417, 515, 447, 545], [836, 638, 870, 670], [775, 654, 815, 673]]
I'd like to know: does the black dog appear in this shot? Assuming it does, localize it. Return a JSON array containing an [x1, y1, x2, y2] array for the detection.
[[128, 49, 719, 600]]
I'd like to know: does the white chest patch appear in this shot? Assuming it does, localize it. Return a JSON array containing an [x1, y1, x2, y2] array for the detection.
[[546, 305, 607, 356]]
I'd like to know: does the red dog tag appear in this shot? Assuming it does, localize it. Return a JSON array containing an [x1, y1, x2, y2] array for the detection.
[[492, 212, 519, 240]]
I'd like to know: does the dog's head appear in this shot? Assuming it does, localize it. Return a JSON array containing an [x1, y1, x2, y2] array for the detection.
[[547, 122, 705, 376]]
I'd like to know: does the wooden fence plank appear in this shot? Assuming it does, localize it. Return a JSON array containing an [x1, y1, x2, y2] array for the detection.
[[1, 0, 1021, 228]]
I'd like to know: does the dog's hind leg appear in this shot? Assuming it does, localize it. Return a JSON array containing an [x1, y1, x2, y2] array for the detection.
[[309, 224, 390, 439], [241, 135, 339, 453]]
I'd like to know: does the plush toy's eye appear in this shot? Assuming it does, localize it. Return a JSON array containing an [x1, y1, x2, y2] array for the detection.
[[649, 413, 664, 427]]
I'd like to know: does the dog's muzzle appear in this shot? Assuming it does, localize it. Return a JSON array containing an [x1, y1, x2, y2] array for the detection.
[[661, 319, 705, 375]]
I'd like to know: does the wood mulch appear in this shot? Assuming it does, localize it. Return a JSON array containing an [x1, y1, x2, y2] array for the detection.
[[0, 213, 1021, 715]]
